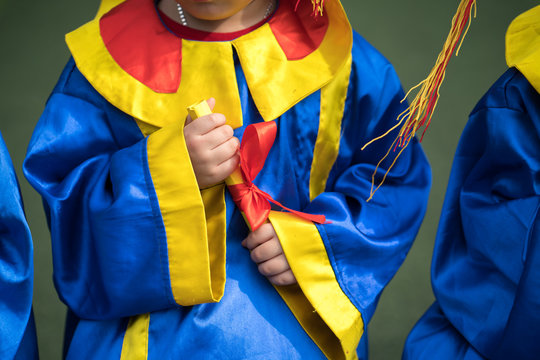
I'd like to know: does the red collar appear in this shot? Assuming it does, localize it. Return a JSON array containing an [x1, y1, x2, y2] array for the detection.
[[99, 0, 329, 93]]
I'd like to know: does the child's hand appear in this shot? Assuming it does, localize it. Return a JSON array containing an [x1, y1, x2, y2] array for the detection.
[[241, 223, 297, 286], [184, 98, 240, 189]]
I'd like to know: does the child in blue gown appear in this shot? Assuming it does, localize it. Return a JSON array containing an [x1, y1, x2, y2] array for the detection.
[[24, 0, 431, 358], [0, 132, 38, 359], [404, 5, 540, 360]]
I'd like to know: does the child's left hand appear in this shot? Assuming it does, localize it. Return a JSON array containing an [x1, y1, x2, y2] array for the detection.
[[242, 223, 297, 286]]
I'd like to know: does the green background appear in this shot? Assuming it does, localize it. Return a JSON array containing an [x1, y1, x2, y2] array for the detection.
[[0, 0, 536, 358]]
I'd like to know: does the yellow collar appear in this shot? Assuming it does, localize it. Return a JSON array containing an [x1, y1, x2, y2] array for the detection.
[[66, 0, 352, 129], [506, 5, 540, 94]]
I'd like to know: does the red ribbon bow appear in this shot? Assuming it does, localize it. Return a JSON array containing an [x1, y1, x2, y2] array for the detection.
[[228, 121, 327, 231]]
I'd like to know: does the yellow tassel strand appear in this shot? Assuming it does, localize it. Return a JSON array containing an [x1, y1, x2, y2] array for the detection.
[[296, 0, 325, 16], [362, 0, 477, 202], [311, 0, 325, 16]]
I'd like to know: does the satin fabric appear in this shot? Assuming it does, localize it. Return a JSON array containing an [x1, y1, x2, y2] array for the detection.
[[24, 30, 430, 360], [66, 0, 351, 130], [0, 132, 38, 359], [403, 68, 540, 359], [228, 120, 327, 230]]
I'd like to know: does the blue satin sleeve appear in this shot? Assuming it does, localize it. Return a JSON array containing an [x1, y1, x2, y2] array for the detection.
[[23, 60, 176, 320], [0, 132, 38, 359], [306, 35, 431, 324], [404, 68, 540, 359]]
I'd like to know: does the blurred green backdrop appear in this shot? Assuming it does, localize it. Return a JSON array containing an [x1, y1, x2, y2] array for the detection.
[[0, 0, 536, 359]]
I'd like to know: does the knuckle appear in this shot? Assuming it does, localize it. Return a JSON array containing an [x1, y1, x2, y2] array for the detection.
[[231, 153, 240, 166], [258, 223, 274, 238], [220, 125, 234, 138], [258, 261, 272, 276], [197, 150, 212, 164], [250, 248, 262, 263], [222, 159, 238, 176], [272, 272, 294, 286], [227, 138, 239, 154], [243, 235, 254, 250], [249, 231, 265, 246], [206, 167, 219, 179], [210, 113, 226, 127], [186, 136, 202, 151], [259, 223, 272, 231], [272, 275, 287, 286]]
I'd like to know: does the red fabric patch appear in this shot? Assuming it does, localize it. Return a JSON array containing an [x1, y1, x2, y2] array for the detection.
[[100, 0, 182, 93], [269, 0, 329, 60]]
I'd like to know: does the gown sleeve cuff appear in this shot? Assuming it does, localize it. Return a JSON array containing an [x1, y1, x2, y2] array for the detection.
[[268, 210, 364, 360], [146, 122, 226, 306]]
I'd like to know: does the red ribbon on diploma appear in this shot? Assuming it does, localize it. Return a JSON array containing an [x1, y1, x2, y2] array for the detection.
[[228, 121, 327, 231]]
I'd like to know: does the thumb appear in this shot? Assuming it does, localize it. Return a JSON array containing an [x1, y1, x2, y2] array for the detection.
[[184, 113, 194, 126], [207, 97, 216, 111]]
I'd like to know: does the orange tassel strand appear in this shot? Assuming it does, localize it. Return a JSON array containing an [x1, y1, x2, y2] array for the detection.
[[362, 0, 477, 202]]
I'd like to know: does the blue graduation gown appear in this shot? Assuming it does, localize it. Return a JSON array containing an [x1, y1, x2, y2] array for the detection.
[[403, 68, 540, 360], [23, 1, 431, 358], [0, 132, 38, 359]]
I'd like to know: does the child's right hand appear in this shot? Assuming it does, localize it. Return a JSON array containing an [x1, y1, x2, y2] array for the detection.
[[184, 98, 240, 189]]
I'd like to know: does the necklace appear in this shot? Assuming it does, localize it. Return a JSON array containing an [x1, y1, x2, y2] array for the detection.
[[263, 0, 275, 19], [176, 2, 188, 26], [176, 0, 275, 27]]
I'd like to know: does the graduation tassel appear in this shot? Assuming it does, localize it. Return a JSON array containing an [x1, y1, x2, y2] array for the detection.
[[296, 0, 325, 16], [362, 0, 477, 202], [310, 0, 325, 16]]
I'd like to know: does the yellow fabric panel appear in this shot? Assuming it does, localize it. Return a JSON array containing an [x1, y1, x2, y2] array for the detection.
[[201, 184, 227, 299], [233, 0, 352, 122], [146, 121, 225, 305], [186, 101, 229, 295], [268, 211, 363, 360], [309, 52, 352, 200], [506, 5, 540, 94], [134, 118, 160, 138], [275, 284, 346, 360], [180, 40, 243, 129], [66, 24, 243, 130], [120, 313, 150, 360]]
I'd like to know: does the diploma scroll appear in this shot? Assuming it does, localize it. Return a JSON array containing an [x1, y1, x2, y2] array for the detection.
[[187, 100, 327, 231]]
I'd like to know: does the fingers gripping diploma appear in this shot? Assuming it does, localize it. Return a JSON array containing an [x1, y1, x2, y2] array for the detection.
[[242, 223, 297, 286], [184, 98, 240, 189]]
